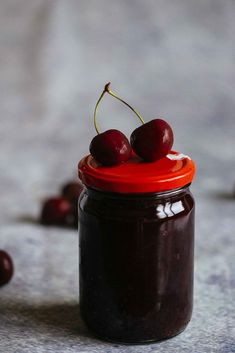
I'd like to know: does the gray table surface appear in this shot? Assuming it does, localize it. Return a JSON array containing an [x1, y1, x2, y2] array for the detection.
[[0, 1, 235, 352]]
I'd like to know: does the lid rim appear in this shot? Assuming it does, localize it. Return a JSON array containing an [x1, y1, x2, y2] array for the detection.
[[78, 151, 195, 194]]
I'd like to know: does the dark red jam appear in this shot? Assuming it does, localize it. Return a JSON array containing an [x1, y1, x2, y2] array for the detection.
[[79, 185, 195, 343]]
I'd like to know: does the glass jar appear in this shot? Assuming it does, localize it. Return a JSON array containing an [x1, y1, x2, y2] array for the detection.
[[78, 151, 195, 343]]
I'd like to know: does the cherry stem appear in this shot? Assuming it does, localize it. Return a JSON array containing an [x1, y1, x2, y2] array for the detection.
[[93, 82, 145, 134]]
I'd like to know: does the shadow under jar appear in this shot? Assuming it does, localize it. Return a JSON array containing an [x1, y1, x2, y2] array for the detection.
[[78, 151, 195, 344]]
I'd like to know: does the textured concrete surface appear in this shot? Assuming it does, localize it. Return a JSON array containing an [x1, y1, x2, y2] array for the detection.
[[0, 1, 235, 352]]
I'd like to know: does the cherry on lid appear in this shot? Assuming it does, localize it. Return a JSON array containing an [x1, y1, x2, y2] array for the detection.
[[78, 151, 195, 194]]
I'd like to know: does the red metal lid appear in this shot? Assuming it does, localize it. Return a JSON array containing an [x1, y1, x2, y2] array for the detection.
[[78, 151, 195, 194]]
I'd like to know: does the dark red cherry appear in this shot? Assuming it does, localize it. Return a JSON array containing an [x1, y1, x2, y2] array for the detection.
[[0, 250, 14, 287], [40, 197, 71, 225], [61, 181, 84, 206], [130, 118, 174, 162], [89, 129, 132, 166]]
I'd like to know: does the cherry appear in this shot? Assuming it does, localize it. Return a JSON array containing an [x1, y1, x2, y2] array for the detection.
[[90, 129, 132, 166], [90, 83, 145, 166], [40, 197, 71, 225], [130, 118, 174, 162], [61, 181, 84, 205], [0, 250, 14, 287]]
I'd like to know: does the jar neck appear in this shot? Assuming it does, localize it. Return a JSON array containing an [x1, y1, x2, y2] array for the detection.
[[85, 184, 191, 201]]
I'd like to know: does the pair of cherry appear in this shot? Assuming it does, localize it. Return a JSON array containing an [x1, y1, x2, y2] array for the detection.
[[40, 181, 83, 228], [90, 83, 174, 166]]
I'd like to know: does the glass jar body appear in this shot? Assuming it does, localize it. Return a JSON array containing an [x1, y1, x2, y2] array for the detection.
[[79, 185, 195, 343]]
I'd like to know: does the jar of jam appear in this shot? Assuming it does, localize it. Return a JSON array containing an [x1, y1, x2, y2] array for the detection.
[[78, 151, 195, 343]]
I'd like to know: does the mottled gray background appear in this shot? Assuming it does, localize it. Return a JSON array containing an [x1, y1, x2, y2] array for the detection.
[[0, 1, 235, 352]]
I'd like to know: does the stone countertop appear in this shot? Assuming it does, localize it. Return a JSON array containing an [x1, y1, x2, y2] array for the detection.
[[0, 1, 235, 352]]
